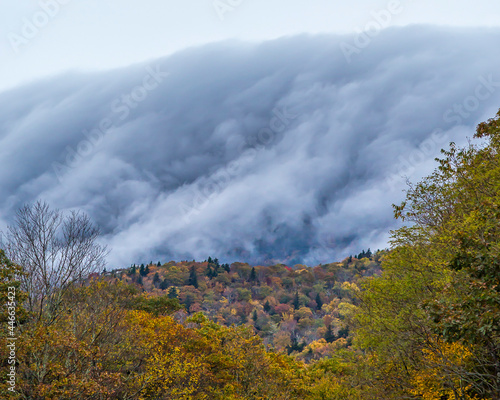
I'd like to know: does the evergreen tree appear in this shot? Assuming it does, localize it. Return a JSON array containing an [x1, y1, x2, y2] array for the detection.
[[157, 261, 161, 267], [168, 286, 178, 299], [293, 292, 300, 310], [315, 293, 323, 311], [325, 324, 336, 343], [252, 309, 258, 323], [366, 248, 372, 259], [263, 300, 271, 313], [184, 295, 193, 313], [222, 263, 230, 273], [129, 264, 136, 276], [139, 264, 145, 276], [249, 267, 257, 282], [188, 266, 199, 288], [286, 334, 306, 355], [144, 264, 150, 276], [153, 273, 161, 287], [337, 326, 349, 339], [160, 278, 169, 290], [136, 275, 143, 286]]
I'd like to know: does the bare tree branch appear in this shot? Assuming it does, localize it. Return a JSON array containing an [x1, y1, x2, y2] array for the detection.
[[4, 200, 109, 323]]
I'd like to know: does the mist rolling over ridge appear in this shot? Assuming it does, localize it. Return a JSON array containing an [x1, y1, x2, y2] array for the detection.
[[1, 25, 500, 267]]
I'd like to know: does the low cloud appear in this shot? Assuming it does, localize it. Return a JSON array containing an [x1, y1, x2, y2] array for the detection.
[[1, 26, 499, 267]]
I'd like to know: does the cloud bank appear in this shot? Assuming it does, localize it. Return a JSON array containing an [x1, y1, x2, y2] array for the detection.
[[1, 26, 500, 267]]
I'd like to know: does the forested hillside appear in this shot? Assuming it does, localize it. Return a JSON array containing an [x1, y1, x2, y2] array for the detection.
[[1, 109, 499, 399], [104, 249, 382, 358]]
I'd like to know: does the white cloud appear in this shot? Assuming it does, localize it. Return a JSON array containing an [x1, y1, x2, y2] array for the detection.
[[1, 26, 500, 267]]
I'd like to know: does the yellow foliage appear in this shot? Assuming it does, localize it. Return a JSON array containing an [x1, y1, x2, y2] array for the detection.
[[409, 339, 485, 400]]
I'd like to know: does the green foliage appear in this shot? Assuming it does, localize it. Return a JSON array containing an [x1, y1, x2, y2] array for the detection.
[[293, 291, 300, 310], [167, 286, 178, 299], [0, 250, 26, 323], [249, 267, 257, 282], [159, 278, 169, 290], [356, 248, 372, 259], [131, 294, 184, 316], [324, 324, 335, 343], [139, 263, 150, 276], [188, 265, 199, 288], [315, 293, 323, 311], [152, 272, 161, 287], [352, 108, 500, 399], [128, 264, 136, 275]]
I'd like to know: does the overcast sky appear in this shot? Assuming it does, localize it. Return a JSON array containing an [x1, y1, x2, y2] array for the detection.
[[1, 2, 500, 267], [1, 0, 500, 92]]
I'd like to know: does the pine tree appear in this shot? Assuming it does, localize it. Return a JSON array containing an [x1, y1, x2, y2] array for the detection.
[[252, 309, 258, 322], [222, 263, 230, 273], [129, 264, 136, 276], [315, 293, 323, 311], [249, 267, 257, 282], [184, 295, 193, 313], [337, 326, 349, 339], [160, 278, 169, 290], [157, 261, 161, 267], [264, 300, 271, 313], [153, 273, 161, 287], [168, 286, 178, 299], [188, 266, 199, 288], [293, 292, 300, 310], [136, 275, 143, 286], [144, 265, 150, 276], [139, 264, 145, 276], [366, 248, 372, 259], [325, 324, 336, 343], [286, 333, 306, 355]]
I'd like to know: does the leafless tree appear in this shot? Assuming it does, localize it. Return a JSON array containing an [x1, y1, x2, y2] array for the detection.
[[4, 200, 108, 322]]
